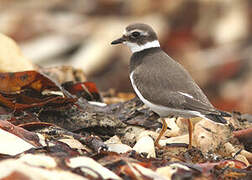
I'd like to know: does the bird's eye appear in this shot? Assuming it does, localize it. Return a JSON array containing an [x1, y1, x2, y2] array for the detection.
[[131, 31, 140, 38]]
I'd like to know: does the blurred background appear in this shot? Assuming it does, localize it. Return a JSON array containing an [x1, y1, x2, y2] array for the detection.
[[0, 0, 251, 114]]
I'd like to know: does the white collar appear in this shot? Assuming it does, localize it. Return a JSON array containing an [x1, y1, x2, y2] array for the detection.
[[124, 40, 160, 53]]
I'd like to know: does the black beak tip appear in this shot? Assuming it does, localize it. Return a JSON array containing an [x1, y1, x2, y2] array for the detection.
[[111, 37, 125, 45], [111, 40, 118, 45]]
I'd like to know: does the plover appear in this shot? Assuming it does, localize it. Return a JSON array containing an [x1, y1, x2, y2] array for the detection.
[[111, 23, 230, 148]]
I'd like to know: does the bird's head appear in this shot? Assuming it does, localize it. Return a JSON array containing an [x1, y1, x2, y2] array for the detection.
[[111, 23, 160, 53]]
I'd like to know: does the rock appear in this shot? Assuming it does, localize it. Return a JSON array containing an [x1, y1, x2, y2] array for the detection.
[[0, 33, 34, 72], [0, 159, 86, 180], [133, 135, 156, 158], [19, 154, 57, 168], [156, 163, 191, 179], [67, 156, 122, 180], [0, 129, 35, 155], [106, 143, 132, 154], [193, 120, 231, 153], [132, 163, 167, 180]]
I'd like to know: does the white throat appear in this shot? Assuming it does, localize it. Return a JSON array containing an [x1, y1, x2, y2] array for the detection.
[[124, 40, 160, 53]]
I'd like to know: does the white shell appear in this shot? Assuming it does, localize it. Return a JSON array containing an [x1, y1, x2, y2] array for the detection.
[[133, 135, 156, 158]]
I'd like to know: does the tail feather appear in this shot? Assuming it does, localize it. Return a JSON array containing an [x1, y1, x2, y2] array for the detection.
[[205, 112, 230, 124]]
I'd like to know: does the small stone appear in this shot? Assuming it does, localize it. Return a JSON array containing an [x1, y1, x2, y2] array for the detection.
[[106, 143, 132, 154], [133, 135, 156, 158]]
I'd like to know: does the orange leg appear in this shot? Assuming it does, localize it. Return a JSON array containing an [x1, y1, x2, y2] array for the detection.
[[187, 118, 193, 149], [154, 118, 167, 148]]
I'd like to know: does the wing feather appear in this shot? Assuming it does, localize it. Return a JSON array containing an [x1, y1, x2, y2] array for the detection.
[[132, 51, 220, 115]]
